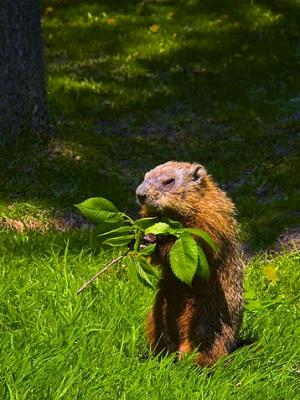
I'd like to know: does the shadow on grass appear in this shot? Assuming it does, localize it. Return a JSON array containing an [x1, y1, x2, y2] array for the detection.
[[1, 0, 299, 250]]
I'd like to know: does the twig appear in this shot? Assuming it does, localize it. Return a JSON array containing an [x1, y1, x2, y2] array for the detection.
[[77, 250, 129, 295]]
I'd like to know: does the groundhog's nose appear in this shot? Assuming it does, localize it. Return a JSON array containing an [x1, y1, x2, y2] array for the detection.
[[136, 184, 147, 204]]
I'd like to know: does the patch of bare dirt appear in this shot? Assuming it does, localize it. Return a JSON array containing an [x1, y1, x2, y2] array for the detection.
[[0, 212, 93, 234], [273, 226, 300, 253], [1, 218, 25, 233], [241, 226, 300, 262], [52, 212, 93, 231]]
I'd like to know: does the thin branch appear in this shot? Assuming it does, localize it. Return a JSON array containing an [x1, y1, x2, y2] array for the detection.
[[77, 250, 129, 295]]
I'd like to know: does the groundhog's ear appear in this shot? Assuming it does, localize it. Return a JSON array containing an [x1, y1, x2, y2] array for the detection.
[[190, 164, 207, 183]]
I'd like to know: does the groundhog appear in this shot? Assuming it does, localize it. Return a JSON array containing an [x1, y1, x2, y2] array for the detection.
[[136, 161, 244, 366]]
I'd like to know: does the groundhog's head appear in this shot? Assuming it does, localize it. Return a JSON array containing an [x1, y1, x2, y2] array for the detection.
[[136, 161, 208, 218]]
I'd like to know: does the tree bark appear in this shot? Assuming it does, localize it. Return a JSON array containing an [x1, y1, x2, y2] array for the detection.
[[0, 0, 51, 139]]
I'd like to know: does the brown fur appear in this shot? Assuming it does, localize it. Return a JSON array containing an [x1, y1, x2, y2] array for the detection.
[[136, 161, 244, 366]]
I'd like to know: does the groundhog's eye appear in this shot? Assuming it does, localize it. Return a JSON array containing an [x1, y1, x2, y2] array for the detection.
[[162, 178, 175, 186]]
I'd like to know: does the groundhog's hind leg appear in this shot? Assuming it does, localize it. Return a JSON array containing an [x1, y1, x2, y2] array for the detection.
[[146, 310, 167, 354], [195, 327, 236, 367], [146, 304, 178, 356], [146, 310, 168, 354]]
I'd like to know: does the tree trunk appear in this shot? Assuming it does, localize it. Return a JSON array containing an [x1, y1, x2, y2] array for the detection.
[[0, 0, 51, 138]]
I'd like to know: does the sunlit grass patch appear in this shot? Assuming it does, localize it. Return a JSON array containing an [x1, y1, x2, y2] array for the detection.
[[0, 230, 299, 399]]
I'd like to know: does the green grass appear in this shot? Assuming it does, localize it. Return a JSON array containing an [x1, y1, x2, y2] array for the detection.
[[0, 231, 299, 399], [1, 1, 300, 398]]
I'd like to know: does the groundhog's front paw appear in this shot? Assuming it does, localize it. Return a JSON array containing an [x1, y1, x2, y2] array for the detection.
[[139, 234, 157, 250]]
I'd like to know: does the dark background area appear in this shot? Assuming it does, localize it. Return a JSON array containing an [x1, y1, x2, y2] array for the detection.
[[1, 0, 299, 249]]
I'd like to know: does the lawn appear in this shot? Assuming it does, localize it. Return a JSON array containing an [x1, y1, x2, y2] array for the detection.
[[0, 231, 299, 399], [0, 0, 300, 398]]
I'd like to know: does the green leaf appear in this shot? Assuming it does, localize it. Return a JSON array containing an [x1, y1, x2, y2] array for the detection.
[[102, 235, 134, 247], [134, 228, 143, 252], [145, 222, 171, 235], [98, 225, 134, 238], [137, 260, 155, 288], [169, 233, 198, 286], [94, 221, 124, 235], [75, 197, 123, 223], [244, 299, 262, 312], [125, 257, 154, 288], [133, 217, 158, 229], [139, 243, 156, 256], [139, 257, 160, 278], [76, 196, 119, 212], [126, 256, 141, 286], [244, 288, 256, 300], [196, 246, 210, 280], [160, 216, 183, 229], [181, 228, 217, 251]]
